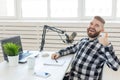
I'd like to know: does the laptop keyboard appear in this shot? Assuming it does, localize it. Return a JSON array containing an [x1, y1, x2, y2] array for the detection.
[[19, 52, 32, 60], [22, 52, 32, 59]]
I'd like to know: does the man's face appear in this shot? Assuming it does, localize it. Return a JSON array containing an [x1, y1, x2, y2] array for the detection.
[[87, 19, 104, 38]]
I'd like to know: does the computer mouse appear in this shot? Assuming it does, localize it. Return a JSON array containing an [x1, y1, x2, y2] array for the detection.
[[41, 53, 49, 57]]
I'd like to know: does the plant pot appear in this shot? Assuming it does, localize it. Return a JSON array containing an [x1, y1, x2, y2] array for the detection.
[[8, 55, 19, 66]]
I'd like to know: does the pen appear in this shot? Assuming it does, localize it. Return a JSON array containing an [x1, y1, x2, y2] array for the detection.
[[54, 56, 58, 63], [54, 58, 58, 63]]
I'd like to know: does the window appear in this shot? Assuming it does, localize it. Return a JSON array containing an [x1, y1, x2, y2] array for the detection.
[[117, 0, 120, 17], [0, 0, 15, 17], [0, 0, 120, 20], [85, 0, 112, 16], [21, 0, 47, 17], [50, 0, 78, 18], [21, 0, 78, 18]]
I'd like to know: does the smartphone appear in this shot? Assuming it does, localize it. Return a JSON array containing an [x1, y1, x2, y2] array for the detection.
[[34, 71, 51, 78]]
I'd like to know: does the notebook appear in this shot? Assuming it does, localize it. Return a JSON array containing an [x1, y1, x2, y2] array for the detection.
[[43, 58, 66, 66], [0, 36, 39, 63]]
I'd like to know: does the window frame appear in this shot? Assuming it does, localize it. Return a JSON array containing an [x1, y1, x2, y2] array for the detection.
[[0, 0, 120, 21], [0, 0, 17, 20]]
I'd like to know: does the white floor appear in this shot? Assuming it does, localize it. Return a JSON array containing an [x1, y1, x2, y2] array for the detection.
[[102, 64, 120, 80]]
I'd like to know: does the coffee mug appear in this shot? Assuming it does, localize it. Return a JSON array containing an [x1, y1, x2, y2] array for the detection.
[[27, 56, 35, 70]]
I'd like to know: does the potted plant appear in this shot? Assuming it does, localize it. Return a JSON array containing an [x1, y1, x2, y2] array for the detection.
[[3, 42, 20, 66]]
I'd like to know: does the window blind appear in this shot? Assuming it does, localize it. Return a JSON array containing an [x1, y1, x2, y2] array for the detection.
[[0, 23, 120, 57]]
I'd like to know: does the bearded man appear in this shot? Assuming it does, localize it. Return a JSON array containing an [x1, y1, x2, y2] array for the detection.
[[51, 16, 120, 80]]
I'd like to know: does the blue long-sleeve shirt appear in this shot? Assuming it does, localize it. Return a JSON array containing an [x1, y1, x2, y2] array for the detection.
[[58, 38, 120, 80]]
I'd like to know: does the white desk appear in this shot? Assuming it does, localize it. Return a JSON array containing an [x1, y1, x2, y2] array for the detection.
[[0, 51, 73, 80]]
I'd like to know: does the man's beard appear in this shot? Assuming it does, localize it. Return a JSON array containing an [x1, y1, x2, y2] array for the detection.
[[87, 28, 100, 38]]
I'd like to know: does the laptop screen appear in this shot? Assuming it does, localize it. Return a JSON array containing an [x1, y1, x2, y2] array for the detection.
[[0, 36, 23, 61]]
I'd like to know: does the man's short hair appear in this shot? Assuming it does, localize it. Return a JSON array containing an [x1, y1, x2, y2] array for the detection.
[[94, 16, 105, 24]]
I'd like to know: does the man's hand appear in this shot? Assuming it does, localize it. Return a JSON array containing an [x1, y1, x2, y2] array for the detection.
[[51, 53, 60, 59], [98, 32, 110, 46]]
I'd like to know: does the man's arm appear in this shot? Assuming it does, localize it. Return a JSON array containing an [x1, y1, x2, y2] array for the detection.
[[57, 41, 80, 56], [103, 44, 120, 71], [51, 40, 81, 60], [51, 43, 78, 60], [99, 32, 120, 70]]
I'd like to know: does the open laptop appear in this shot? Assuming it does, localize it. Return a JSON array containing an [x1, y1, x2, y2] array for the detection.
[[0, 36, 39, 63]]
